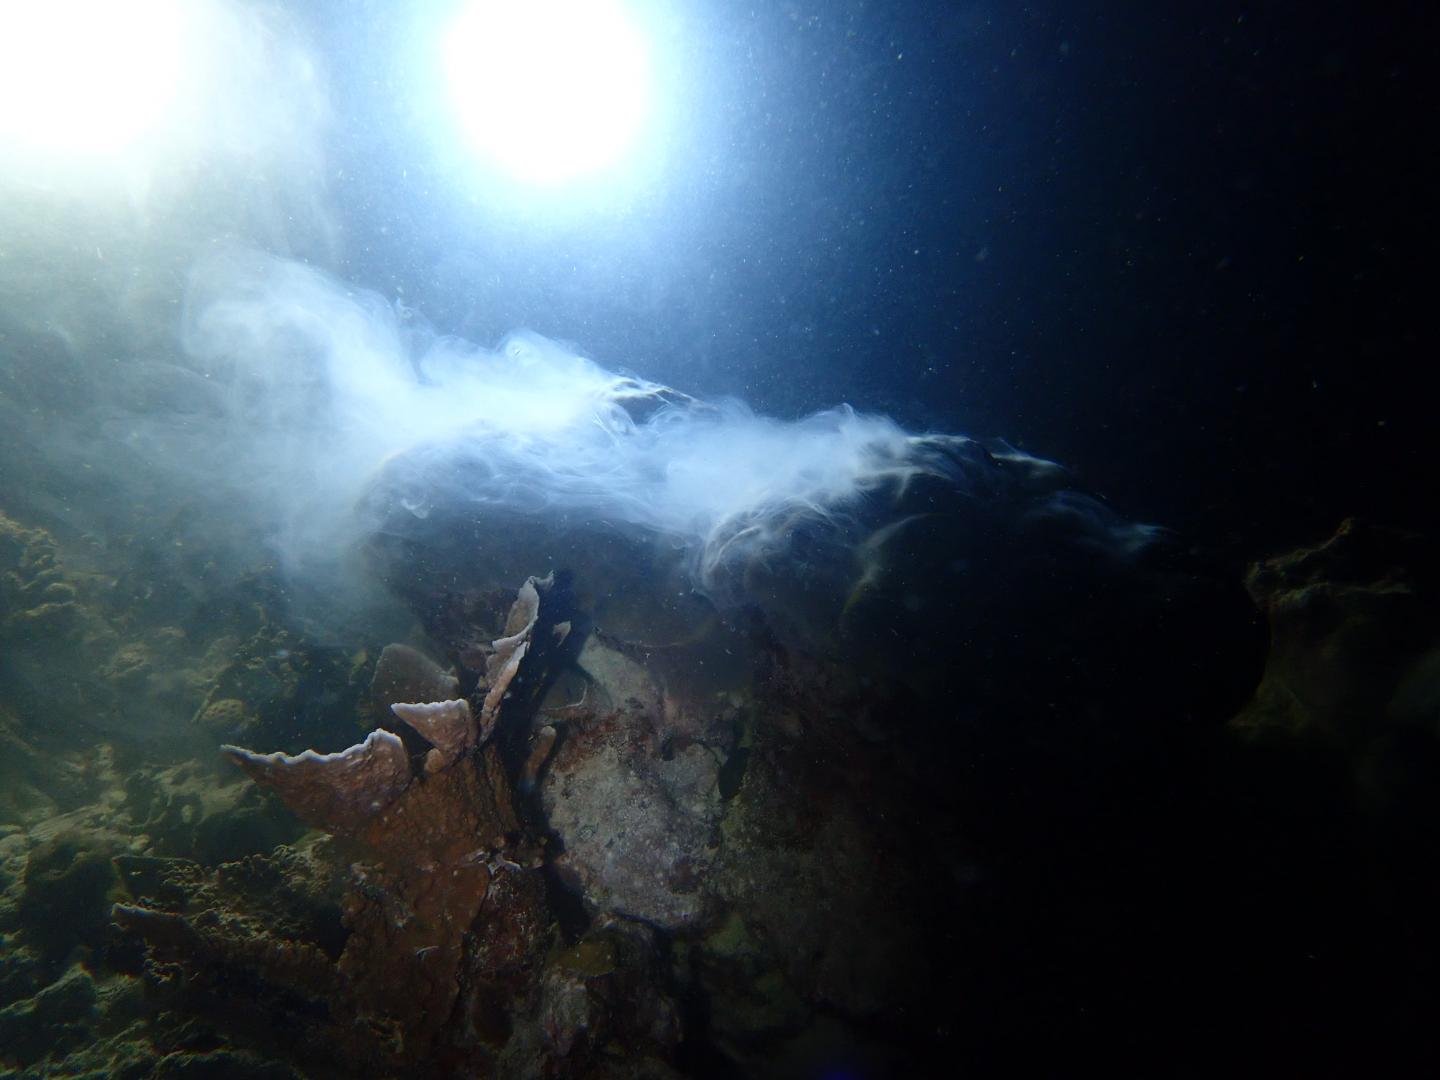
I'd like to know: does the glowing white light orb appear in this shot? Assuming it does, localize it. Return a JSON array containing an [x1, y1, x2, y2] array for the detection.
[[0, 0, 186, 156], [443, 0, 653, 185]]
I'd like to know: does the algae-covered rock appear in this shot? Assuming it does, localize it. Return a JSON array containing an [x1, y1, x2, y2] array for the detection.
[[542, 638, 726, 931], [18, 833, 120, 962], [192, 696, 257, 741], [0, 965, 98, 1068], [1235, 518, 1440, 746], [680, 911, 810, 1049], [486, 918, 682, 1080], [0, 511, 128, 737], [0, 512, 85, 647], [192, 622, 375, 756], [121, 761, 301, 865], [0, 706, 75, 825]]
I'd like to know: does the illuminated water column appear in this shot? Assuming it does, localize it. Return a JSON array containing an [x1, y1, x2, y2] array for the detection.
[[442, 0, 654, 186]]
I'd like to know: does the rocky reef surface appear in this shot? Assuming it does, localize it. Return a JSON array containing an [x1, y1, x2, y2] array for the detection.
[[5, 500, 1439, 1075]]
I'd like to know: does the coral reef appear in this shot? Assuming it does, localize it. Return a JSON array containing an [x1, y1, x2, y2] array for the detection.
[[1, 510, 125, 741], [0, 705, 87, 826], [0, 512, 85, 645], [113, 580, 558, 1073], [106, 568, 933, 1075], [0, 965, 104, 1067], [4, 492, 1297, 1076], [0, 507, 365, 1075], [107, 841, 348, 1075], [191, 618, 377, 755], [192, 696, 258, 742]]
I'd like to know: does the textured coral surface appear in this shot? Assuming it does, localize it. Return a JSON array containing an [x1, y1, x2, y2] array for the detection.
[[10, 503, 1433, 1077]]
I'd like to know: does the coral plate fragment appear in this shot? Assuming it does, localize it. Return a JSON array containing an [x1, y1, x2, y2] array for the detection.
[[220, 729, 410, 836]]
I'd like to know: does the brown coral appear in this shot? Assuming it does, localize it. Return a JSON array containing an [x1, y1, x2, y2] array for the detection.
[[390, 698, 476, 774], [221, 729, 411, 838], [202, 577, 555, 1067], [368, 643, 460, 718]]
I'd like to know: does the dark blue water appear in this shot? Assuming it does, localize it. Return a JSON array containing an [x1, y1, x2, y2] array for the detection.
[[323, 0, 1436, 550]]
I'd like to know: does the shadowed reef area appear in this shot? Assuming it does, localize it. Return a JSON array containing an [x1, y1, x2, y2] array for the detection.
[[4, 494, 1439, 1076]]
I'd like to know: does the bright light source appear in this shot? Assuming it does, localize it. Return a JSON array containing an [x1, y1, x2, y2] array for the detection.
[[0, 0, 186, 156], [443, 0, 653, 185]]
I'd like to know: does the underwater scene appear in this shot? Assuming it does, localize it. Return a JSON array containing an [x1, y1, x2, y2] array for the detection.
[[1, 2, 1435, 1077]]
